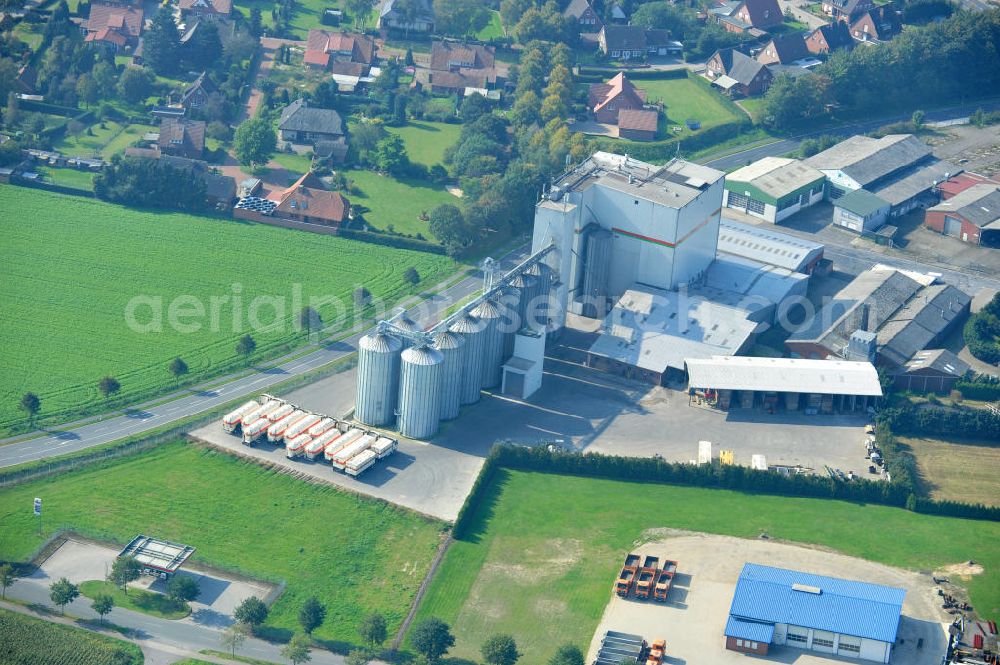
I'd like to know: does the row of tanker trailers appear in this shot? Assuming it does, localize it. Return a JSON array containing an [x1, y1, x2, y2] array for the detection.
[[221, 395, 397, 477]]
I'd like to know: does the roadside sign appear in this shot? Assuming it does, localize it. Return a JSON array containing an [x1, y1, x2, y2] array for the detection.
[[33, 498, 41, 516]]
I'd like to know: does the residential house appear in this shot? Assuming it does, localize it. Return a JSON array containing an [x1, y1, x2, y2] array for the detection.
[[377, 0, 434, 34], [304, 29, 375, 69], [563, 0, 604, 35], [178, 0, 232, 20], [821, 0, 872, 20], [850, 6, 901, 42], [177, 72, 217, 111], [755, 33, 809, 65], [805, 21, 854, 54], [15, 64, 37, 94], [925, 184, 1000, 246], [418, 41, 499, 94], [598, 25, 676, 60], [705, 48, 773, 96], [83, 3, 143, 53], [275, 172, 351, 227], [710, 0, 783, 35], [617, 109, 659, 141], [278, 99, 345, 147], [158, 118, 206, 159], [588, 72, 647, 124]]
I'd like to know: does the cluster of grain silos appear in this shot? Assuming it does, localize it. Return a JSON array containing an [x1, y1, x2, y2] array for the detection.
[[353, 248, 556, 440]]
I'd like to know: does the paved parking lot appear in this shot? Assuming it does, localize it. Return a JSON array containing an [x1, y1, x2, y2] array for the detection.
[[586, 532, 951, 665], [25, 538, 274, 628]]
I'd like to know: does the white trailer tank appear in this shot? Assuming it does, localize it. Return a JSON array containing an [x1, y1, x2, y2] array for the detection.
[[285, 433, 312, 458], [242, 417, 271, 445], [222, 400, 259, 433], [242, 400, 281, 426], [371, 437, 397, 459], [267, 403, 295, 423], [304, 428, 341, 459], [307, 417, 336, 437], [331, 434, 375, 471], [283, 413, 321, 443], [324, 429, 364, 462], [346, 449, 377, 477], [268, 410, 306, 442]]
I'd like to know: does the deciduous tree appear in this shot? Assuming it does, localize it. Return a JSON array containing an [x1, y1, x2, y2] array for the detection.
[[167, 574, 200, 603], [108, 556, 141, 595], [410, 617, 454, 663], [481, 633, 520, 665], [233, 116, 277, 167], [49, 577, 79, 613], [98, 376, 121, 400], [92, 594, 114, 623], [358, 612, 387, 648], [19, 392, 40, 425], [144, 6, 181, 74], [281, 633, 312, 664], [298, 596, 327, 635], [234, 596, 269, 632]]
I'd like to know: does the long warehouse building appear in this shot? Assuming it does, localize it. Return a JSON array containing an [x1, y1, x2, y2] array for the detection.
[[685, 355, 882, 412]]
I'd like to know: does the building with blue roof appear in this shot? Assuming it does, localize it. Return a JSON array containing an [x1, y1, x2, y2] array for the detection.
[[725, 562, 906, 663]]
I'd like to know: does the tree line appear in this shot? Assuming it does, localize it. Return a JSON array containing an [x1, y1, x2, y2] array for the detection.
[[760, 8, 1000, 130], [963, 291, 1000, 365]]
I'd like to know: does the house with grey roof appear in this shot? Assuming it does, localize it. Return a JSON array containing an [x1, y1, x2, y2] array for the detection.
[[705, 48, 773, 97], [278, 99, 345, 150], [786, 267, 970, 369], [377, 0, 434, 34]]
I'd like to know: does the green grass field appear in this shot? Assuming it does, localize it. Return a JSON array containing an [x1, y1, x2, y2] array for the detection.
[[633, 77, 741, 135], [79, 580, 191, 620], [476, 10, 504, 40], [345, 169, 457, 237], [0, 186, 454, 429], [738, 97, 767, 123], [233, 0, 343, 39], [37, 166, 95, 191], [413, 470, 1000, 662], [0, 607, 144, 665], [53, 122, 155, 160], [902, 436, 1000, 506], [0, 442, 444, 644], [386, 121, 462, 166]]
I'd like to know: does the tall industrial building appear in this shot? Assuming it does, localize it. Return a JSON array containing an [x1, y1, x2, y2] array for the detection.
[[531, 152, 726, 327]]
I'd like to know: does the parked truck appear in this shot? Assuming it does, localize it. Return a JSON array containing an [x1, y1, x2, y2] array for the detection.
[[331, 434, 375, 471], [646, 639, 666, 665], [346, 449, 377, 477], [222, 400, 259, 433], [285, 433, 312, 458], [654, 560, 678, 602], [307, 417, 336, 437], [267, 403, 295, 423], [283, 413, 321, 443], [324, 428, 364, 463], [371, 437, 397, 459], [242, 417, 271, 445], [615, 553, 641, 596], [267, 410, 307, 443], [241, 399, 281, 427], [635, 568, 656, 599], [304, 428, 342, 460]]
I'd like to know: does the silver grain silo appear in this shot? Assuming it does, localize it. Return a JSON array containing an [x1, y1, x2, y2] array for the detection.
[[511, 272, 538, 332], [471, 298, 504, 389], [449, 313, 487, 405], [432, 330, 466, 421], [391, 312, 422, 347], [581, 228, 612, 318], [355, 332, 403, 427], [526, 262, 553, 332], [397, 345, 443, 439], [498, 285, 522, 360]]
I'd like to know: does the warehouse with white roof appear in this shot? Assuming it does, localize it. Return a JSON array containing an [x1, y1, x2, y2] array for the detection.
[[723, 157, 826, 223], [685, 355, 882, 412], [717, 219, 825, 274]]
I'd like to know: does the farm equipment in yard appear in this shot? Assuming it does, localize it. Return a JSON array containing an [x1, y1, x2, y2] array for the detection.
[[646, 639, 666, 665], [615, 553, 641, 596]]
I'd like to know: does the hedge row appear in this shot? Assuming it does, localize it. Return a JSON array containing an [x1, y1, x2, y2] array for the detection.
[[12, 177, 95, 198], [878, 405, 1000, 442], [594, 118, 751, 162], [450, 441, 1000, 540], [339, 227, 446, 254], [956, 381, 1000, 401], [577, 66, 689, 81]]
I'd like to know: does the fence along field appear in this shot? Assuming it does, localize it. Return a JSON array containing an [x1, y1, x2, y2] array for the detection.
[[0, 442, 443, 644], [0, 187, 455, 431]]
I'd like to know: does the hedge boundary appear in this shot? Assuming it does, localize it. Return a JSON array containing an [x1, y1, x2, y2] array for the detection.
[[452, 430, 1000, 539]]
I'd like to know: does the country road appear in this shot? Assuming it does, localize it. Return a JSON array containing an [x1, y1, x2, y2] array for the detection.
[[0, 245, 530, 470]]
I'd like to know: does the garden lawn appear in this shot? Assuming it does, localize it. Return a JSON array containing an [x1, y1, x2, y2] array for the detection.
[[412, 470, 1000, 662], [233, 0, 346, 39], [738, 97, 767, 124], [101, 123, 157, 160], [345, 169, 457, 238], [386, 120, 462, 166], [476, 10, 504, 40], [54, 121, 125, 157], [0, 607, 144, 665], [0, 442, 444, 644], [270, 151, 313, 173], [79, 580, 191, 620], [37, 166, 95, 191], [0, 187, 455, 430], [633, 77, 741, 133]]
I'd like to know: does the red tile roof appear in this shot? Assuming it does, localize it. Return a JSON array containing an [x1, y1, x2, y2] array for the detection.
[[937, 172, 1000, 200], [618, 108, 658, 132], [276, 172, 350, 224], [589, 72, 646, 115], [86, 3, 143, 39], [304, 30, 375, 67]]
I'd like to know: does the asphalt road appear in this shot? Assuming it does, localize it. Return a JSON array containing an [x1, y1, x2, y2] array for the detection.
[[0, 245, 530, 470], [703, 98, 1000, 171]]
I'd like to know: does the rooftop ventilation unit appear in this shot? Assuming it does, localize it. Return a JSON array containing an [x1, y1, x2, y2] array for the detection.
[[792, 583, 822, 594]]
